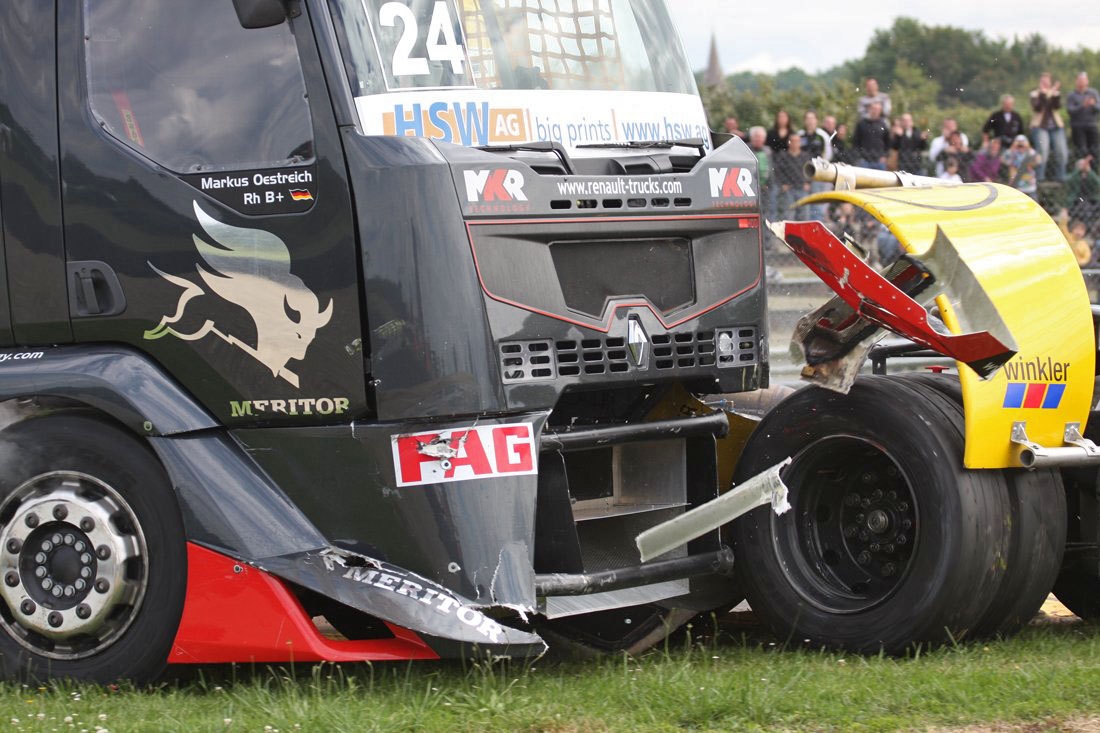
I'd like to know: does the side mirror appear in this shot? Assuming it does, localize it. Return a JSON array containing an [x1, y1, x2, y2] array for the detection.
[[232, 0, 288, 29]]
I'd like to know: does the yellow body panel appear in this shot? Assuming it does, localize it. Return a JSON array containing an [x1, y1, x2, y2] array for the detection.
[[801, 183, 1093, 468]]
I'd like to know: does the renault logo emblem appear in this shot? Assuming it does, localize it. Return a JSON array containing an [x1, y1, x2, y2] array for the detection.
[[627, 317, 649, 368]]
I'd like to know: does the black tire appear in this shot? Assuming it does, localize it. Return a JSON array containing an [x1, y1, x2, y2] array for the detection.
[[898, 372, 1066, 636], [1053, 401, 1100, 619], [0, 414, 186, 683], [730, 376, 1011, 653]]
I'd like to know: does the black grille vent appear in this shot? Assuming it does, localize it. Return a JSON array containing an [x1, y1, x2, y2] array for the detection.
[[715, 327, 759, 368], [549, 197, 693, 211], [499, 340, 556, 383], [500, 326, 757, 383], [652, 330, 716, 370], [554, 337, 632, 377]]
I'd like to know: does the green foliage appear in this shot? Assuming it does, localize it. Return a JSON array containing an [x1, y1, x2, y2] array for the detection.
[[707, 18, 1100, 140], [1, 624, 1099, 731]]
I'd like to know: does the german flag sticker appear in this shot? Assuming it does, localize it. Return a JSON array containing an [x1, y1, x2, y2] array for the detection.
[[289, 189, 314, 202]]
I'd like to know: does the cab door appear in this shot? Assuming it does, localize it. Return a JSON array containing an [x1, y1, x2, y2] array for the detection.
[[57, 0, 366, 425]]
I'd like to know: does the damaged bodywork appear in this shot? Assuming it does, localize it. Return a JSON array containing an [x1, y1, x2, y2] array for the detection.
[[772, 161, 1097, 468]]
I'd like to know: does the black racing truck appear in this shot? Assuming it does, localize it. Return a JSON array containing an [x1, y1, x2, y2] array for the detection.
[[0, 0, 1095, 682]]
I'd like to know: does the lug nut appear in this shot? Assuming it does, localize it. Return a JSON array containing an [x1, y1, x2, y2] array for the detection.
[[4, 572, 18, 587], [47, 612, 62, 628], [63, 586, 74, 597], [882, 562, 897, 577], [902, 519, 913, 530], [6, 538, 22, 554], [897, 534, 908, 545], [80, 553, 92, 565], [74, 579, 85, 591], [34, 567, 46, 579], [24, 513, 39, 529], [76, 604, 91, 620], [63, 534, 74, 546], [51, 585, 62, 598], [855, 513, 865, 523], [843, 525, 857, 538], [859, 530, 870, 541], [94, 578, 110, 594], [53, 505, 68, 521], [20, 600, 35, 615], [857, 551, 871, 565], [887, 491, 897, 501], [40, 541, 52, 552], [50, 533, 61, 545], [41, 578, 52, 590], [861, 472, 876, 484], [80, 567, 92, 579], [34, 552, 46, 565], [870, 542, 881, 553], [884, 543, 896, 554], [844, 493, 860, 507], [898, 502, 909, 512], [871, 489, 883, 501], [96, 545, 110, 561], [860, 498, 872, 509], [74, 541, 85, 553], [79, 517, 94, 533]]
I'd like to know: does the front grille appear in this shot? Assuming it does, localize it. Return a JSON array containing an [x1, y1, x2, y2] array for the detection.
[[500, 326, 758, 383], [715, 327, 759, 368], [554, 337, 631, 377], [652, 330, 715, 370], [500, 340, 556, 383]]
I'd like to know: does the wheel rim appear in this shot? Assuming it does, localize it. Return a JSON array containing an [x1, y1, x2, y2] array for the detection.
[[771, 435, 919, 614], [0, 471, 149, 660]]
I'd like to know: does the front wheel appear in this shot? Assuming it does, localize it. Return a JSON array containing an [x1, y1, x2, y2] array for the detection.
[[730, 377, 1012, 653], [0, 414, 186, 683]]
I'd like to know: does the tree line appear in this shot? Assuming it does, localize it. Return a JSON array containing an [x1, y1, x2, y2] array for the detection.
[[701, 17, 1100, 140]]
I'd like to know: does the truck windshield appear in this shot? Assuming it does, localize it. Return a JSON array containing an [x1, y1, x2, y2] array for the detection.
[[328, 0, 710, 152]]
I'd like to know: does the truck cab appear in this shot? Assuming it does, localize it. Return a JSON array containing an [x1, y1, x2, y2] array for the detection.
[[0, 0, 767, 679]]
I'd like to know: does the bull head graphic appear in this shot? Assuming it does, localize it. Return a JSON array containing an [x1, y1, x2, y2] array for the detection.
[[144, 202, 334, 388]]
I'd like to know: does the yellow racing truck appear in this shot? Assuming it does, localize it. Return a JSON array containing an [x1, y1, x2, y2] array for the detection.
[[710, 159, 1100, 650]]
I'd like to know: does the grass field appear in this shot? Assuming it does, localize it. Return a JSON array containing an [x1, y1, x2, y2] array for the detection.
[[1, 611, 1099, 733]]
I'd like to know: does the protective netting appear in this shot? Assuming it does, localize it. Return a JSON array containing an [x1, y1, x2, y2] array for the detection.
[[460, 0, 624, 89]]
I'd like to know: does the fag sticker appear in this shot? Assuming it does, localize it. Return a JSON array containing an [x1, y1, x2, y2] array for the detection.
[[391, 423, 538, 487], [289, 189, 314, 201]]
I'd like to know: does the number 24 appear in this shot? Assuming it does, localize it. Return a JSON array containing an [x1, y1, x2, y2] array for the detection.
[[379, 1, 466, 77]]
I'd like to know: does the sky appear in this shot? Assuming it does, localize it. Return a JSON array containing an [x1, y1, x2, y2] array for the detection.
[[669, 1, 1100, 75]]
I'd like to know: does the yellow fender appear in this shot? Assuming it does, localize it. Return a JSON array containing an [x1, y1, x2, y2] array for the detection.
[[802, 183, 1093, 469]]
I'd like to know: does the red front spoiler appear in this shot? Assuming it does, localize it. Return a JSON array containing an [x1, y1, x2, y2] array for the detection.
[[169, 544, 438, 664]]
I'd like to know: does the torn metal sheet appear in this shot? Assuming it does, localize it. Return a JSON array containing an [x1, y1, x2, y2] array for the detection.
[[773, 220, 1016, 384], [541, 580, 689, 619], [635, 459, 791, 562], [793, 331, 885, 394], [266, 548, 546, 657]]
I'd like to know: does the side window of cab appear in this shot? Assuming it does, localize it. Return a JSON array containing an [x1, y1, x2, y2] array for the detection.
[[83, 0, 314, 173]]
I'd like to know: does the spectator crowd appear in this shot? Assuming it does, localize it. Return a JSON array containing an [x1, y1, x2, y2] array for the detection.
[[725, 73, 1100, 268]]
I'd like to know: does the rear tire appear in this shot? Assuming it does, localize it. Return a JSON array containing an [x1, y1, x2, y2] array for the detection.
[[898, 372, 1066, 636], [1053, 411, 1100, 619], [730, 377, 1011, 653], [0, 414, 186, 683]]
